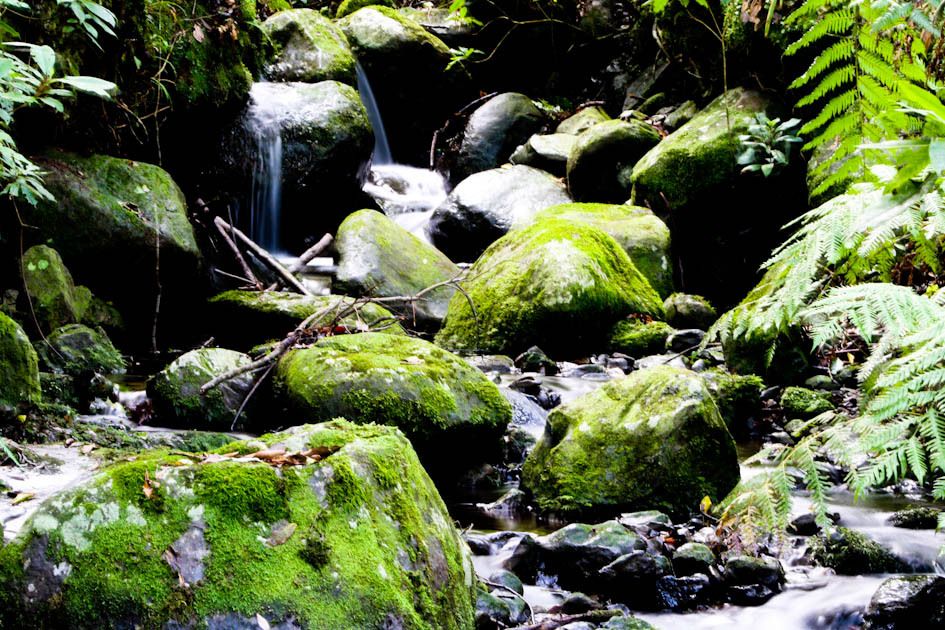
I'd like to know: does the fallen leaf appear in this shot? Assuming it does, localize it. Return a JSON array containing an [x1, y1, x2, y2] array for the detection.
[[700, 495, 712, 514], [256, 613, 271, 630], [193, 23, 205, 42], [267, 521, 297, 547], [143, 470, 158, 500], [12, 492, 35, 505]]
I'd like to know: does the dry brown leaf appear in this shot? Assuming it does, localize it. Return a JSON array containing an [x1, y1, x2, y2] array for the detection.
[[267, 521, 297, 547], [193, 23, 205, 42], [80, 444, 95, 455]]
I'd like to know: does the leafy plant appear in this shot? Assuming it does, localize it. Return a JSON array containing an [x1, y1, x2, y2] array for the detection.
[[737, 113, 803, 177]]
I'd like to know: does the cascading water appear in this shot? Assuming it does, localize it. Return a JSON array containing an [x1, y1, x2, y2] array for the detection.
[[244, 82, 286, 253], [355, 64, 448, 240]]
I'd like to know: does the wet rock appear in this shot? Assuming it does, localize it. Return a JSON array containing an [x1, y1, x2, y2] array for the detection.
[[567, 120, 660, 203], [656, 573, 713, 610], [700, 369, 764, 433], [25, 153, 201, 342], [148, 348, 254, 430], [810, 527, 910, 574], [35, 324, 124, 377], [600, 550, 674, 609], [523, 366, 739, 517], [533, 203, 673, 297], [888, 507, 940, 530], [0, 313, 40, 407], [722, 555, 783, 605], [454, 92, 545, 181], [0, 421, 477, 628], [662, 100, 699, 130], [261, 9, 356, 84], [436, 219, 664, 357], [555, 591, 602, 614], [788, 512, 839, 536], [334, 209, 459, 330], [601, 616, 658, 629], [534, 521, 645, 589], [274, 332, 512, 477], [557, 106, 611, 135], [396, 6, 476, 43], [476, 588, 513, 629], [477, 489, 528, 519], [673, 542, 715, 576], [427, 165, 571, 263], [865, 574, 945, 629], [805, 374, 839, 391], [466, 355, 515, 374], [609, 319, 675, 357], [781, 386, 834, 419], [488, 569, 524, 596], [515, 346, 559, 374], [665, 329, 704, 353], [502, 389, 548, 457], [208, 290, 404, 350], [618, 510, 671, 529], [465, 533, 493, 556], [510, 133, 577, 177], [663, 293, 717, 330]]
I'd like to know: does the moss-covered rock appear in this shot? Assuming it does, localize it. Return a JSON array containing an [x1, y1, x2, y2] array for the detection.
[[21, 245, 83, 332], [334, 209, 459, 330], [436, 219, 664, 357], [0, 420, 476, 628], [781, 386, 834, 419], [274, 333, 512, 476], [567, 120, 661, 203], [701, 369, 764, 430], [149, 348, 254, 430], [25, 152, 200, 342], [262, 9, 356, 84], [336, 0, 394, 18], [208, 290, 405, 350], [809, 527, 908, 575], [608, 318, 675, 357], [453, 92, 545, 181], [533, 203, 673, 297], [509, 133, 577, 177], [35, 324, 124, 377], [557, 106, 610, 135], [522, 365, 739, 517], [427, 165, 572, 263], [664, 293, 716, 329], [0, 313, 41, 408]]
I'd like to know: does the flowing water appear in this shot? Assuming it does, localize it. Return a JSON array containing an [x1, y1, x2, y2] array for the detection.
[[244, 82, 285, 253], [356, 63, 392, 166]]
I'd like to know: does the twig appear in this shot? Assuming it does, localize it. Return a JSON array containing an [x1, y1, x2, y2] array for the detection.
[[288, 233, 334, 274], [509, 609, 619, 630], [214, 217, 311, 296], [231, 362, 276, 430], [215, 214, 263, 290]]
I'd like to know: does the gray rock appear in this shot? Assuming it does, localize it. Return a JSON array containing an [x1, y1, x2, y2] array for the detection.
[[454, 92, 545, 180], [672, 542, 715, 576], [557, 106, 610, 135], [262, 10, 356, 84], [666, 329, 705, 353], [510, 133, 577, 177], [865, 574, 945, 629], [567, 120, 660, 203]]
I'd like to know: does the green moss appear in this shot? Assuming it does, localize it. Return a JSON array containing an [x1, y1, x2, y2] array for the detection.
[[436, 219, 665, 358], [557, 106, 611, 135], [534, 203, 673, 298], [262, 9, 357, 84], [339, 5, 451, 57], [521, 365, 739, 518], [336, 0, 395, 19], [566, 120, 661, 203], [780, 386, 834, 419], [608, 318, 675, 356], [35, 324, 124, 376], [631, 88, 771, 210], [809, 527, 907, 575], [22, 245, 82, 332], [274, 333, 511, 475], [701, 368, 764, 429], [664, 293, 717, 329], [0, 312, 41, 407]]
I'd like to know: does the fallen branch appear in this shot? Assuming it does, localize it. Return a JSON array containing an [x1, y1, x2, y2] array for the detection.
[[509, 609, 619, 630], [289, 233, 333, 274], [213, 217, 311, 296], [215, 216, 263, 290]]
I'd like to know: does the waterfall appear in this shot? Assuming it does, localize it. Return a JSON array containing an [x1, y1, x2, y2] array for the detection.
[[355, 63, 393, 165], [244, 83, 285, 253]]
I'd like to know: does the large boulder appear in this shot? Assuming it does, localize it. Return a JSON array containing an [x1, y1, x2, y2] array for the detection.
[[24, 153, 201, 346], [0, 421, 477, 628], [865, 575, 945, 629], [0, 313, 40, 408], [339, 6, 469, 163], [522, 365, 739, 517], [629, 88, 804, 306], [221, 81, 373, 249], [21, 245, 82, 332], [334, 209, 459, 330], [453, 92, 545, 181], [261, 9, 357, 84], [208, 290, 405, 350], [273, 333, 512, 476], [435, 219, 664, 357], [149, 348, 254, 430], [35, 324, 125, 377], [533, 203, 673, 298], [567, 120, 660, 203], [426, 165, 571, 262]]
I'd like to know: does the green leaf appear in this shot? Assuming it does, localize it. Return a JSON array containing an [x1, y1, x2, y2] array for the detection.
[[930, 139, 945, 174], [54, 75, 116, 99]]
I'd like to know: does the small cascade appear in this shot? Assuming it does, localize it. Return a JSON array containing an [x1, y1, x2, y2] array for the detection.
[[356, 63, 392, 165], [244, 82, 286, 253]]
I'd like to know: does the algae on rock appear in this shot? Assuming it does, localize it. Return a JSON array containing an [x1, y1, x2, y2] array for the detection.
[[0, 313, 41, 407]]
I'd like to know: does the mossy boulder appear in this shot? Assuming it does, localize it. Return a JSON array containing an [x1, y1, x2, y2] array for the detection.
[[436, 219, 664, 357], [567, 120, 661, 203], [262, 9, 357, 84], [35, 324, 124, 377], [339, 6, 468, 163], [273, 333, 512, 476], [557, 106, 610, 135], [701, 369, 764, 431], [533, 203, 673, 297], [0, 313, 41, 408], [781, 386, 834, 419], [664, 293, 716, 329], [521, 365, 739, 517], [208, 290, 405, 350], [809, 527, 908, 575], [149, 349, 254, 430], [337, 0, 394, 18], [427, 165, 571, 263], [334, 209, 459, 330], [453, 92, 545, 181], [25, 153, 200, 343], [21, 245, 83, 332], [608, 318, 675, 357], [510, 133, 577, 177], [866, 575, 945, 629], [0, 420, 476, 628]]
